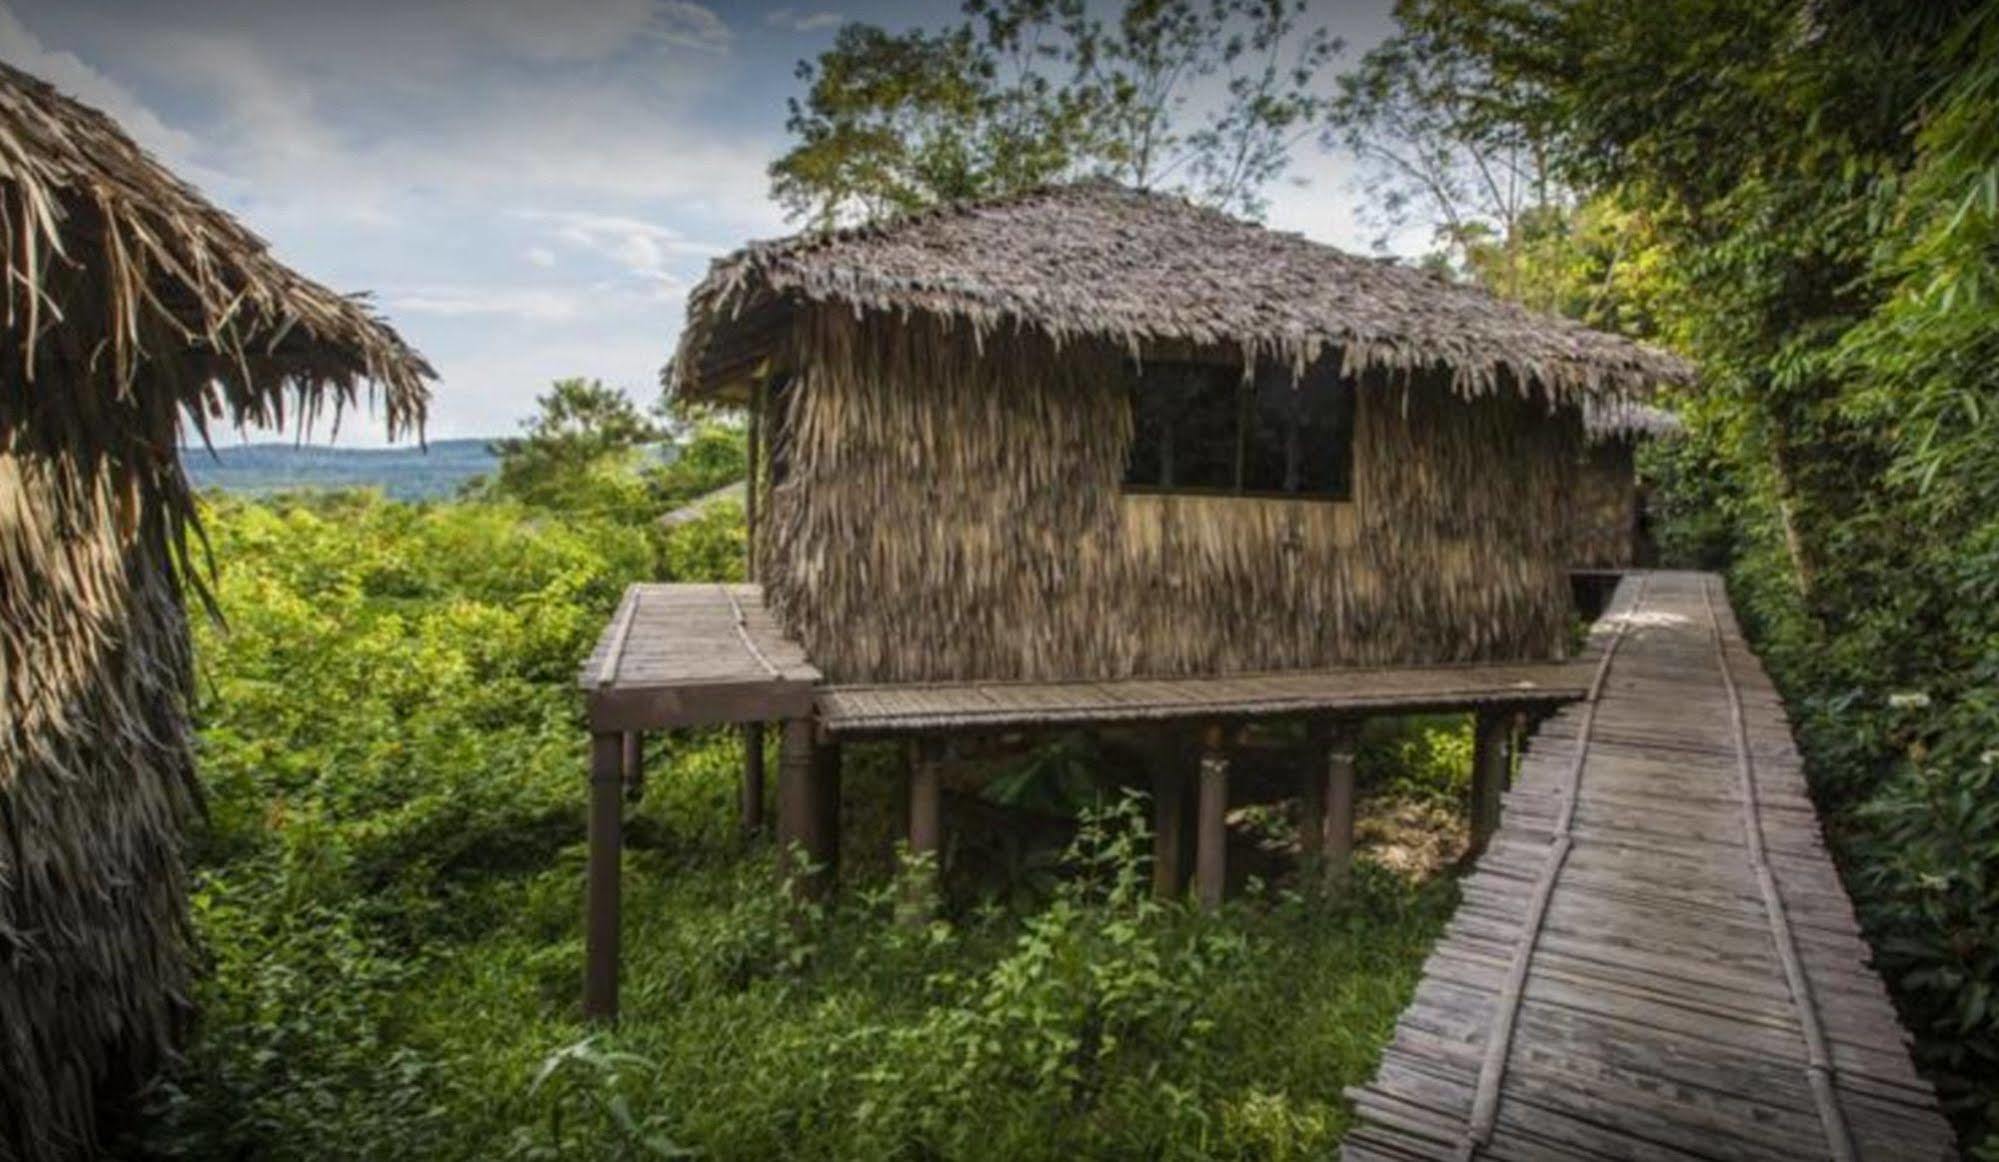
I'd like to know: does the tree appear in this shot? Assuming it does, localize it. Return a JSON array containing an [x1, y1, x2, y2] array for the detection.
[[1324, 0, 1562, 288], [770, 0, 1340, 226], [485, 379, 663, 514]]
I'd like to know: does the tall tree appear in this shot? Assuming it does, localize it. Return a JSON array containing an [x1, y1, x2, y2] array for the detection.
[[770, 0, 1340, 226]]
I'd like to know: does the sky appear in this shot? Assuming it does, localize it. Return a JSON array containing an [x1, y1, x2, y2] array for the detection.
[[0, 0, 1412, 446]]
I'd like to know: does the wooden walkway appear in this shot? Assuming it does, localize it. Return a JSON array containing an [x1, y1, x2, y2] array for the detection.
[[1345, 571, 1955, 1161]]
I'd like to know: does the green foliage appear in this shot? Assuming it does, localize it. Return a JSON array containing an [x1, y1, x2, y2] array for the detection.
[[484, 378, 668, 520], [771, 0, 1339, 225], [648, 417, 748, 509], [1326, 0, 1560, 269], [656, 499, 747, 583], [818, 796, 1248, 1156], [1360, 715, 1473, 812], [982, 731, 1111, 816], [132, 489, 1465, 1160]]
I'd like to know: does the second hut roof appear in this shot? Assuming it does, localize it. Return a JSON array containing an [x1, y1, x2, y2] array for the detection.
[[0, 61, 431, 440], [669, 181, 1694, 404]]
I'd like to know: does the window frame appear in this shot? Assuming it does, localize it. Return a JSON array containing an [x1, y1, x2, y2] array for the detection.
[[1120, 359, 1355, 504]]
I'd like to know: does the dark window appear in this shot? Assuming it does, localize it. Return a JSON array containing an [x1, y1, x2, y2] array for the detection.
[[1123, 360, 1353, 500], [1123, 362, 1240, 490]]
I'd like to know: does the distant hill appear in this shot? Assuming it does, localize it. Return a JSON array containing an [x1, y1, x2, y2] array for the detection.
[[182, 438, 500, 502]]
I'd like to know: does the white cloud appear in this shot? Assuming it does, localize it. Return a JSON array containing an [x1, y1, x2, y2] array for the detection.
[[389, 286, 586, 322], [516, 209, 721, 283], [767, 7, 847, 32], [163, 70, 785, 239], [656, 2, 732, 52], [0, 1, 196, 163], [525, 246, 557, 268], [145, 31, 337, 171], [477, 0, 730, 60]]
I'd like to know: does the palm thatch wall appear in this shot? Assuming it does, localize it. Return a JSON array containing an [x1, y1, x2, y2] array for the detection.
[[760, 306, 1581, 683], [0, 63, 428, 1161], [1570, 403, 1679, 568], [1572, 438, 1641, 568]]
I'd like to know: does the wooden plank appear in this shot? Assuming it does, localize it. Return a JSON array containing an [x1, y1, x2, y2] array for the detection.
[[1345, 572, 1953, 1161]]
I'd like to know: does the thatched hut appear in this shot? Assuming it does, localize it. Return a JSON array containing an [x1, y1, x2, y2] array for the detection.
[[575, 183, 1690, 1018], [0, 64, 428, 1160], [668, 182, 1691, 682], [1573, 400, 1682, 569]]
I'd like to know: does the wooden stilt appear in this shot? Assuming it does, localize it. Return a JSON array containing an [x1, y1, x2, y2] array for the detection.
[[1470, 709, 1512, 855], [621, 731, 644, 802], [584, 732, 624, 1021], [908, 738, 943, 856], [1195, 723, 1229, 910], [1300, 725, 1328, 866], [1324, 723, 1359, 891], [813, 736, 842, 888], [1151, 759, 1187, 901], [740, 723, 765, 833], [905, 737, 944, 918], [776, 718, 821, 894]]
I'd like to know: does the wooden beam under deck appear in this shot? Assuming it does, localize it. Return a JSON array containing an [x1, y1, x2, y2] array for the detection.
[[817, 659, 1593, 740]]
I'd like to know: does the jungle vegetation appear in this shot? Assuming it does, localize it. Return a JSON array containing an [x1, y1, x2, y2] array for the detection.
[[125, 0, 1999, 1155], [132, 386, 1476, 1159]]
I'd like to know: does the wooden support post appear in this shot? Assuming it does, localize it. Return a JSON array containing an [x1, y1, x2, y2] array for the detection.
[[1300, 725, 1328, 865], [1195, 723, 1229, 910], [905, 738, 944, 918], [1324, 724, 1359, 892], [814, 737, 842, 888], [1470, 710, 1513, 856], [908, 739, 944, 857], [776, 719, 822, 895], [584, 732, 624, 1022], [621, 731, 644, 803], [740, 723, 765, 834], [1151, 760, 1187, 901]]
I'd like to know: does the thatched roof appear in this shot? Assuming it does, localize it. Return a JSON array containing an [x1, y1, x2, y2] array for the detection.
[[668, 181, 1693, 405], [0, 61, 430, 440], [1582, 399, 1683, 442]]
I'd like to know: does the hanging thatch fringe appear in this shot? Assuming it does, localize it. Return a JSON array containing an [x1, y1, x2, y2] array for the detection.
[[0, 62, 430, 1162], [1582, 398, 1682, 442], [667, 181, 1695, 408], [760, 305, 1579, 684], [1574, 401, 1680, 567]]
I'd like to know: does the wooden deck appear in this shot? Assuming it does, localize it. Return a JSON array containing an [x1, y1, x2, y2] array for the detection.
[[584, 583, 1598, 737], [1344, 571, 1955, 1161], [580, 584, 820, 732], [818, 660, 1596, 737]]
